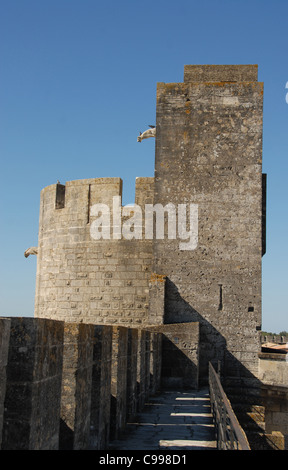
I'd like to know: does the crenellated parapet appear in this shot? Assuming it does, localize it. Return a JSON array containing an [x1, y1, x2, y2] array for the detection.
[[0, 316, 162, 450]]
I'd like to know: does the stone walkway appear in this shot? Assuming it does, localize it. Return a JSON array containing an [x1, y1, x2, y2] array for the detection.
[[109, 388, 217, 451]]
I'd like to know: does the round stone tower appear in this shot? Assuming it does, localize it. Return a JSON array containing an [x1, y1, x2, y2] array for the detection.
[[34, 177, 155, 326]]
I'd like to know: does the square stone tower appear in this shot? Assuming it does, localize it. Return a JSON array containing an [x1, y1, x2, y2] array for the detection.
[[153, 65, 265, 383]]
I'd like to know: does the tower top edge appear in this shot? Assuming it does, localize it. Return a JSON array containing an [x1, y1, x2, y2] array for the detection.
[[41, 177, 123, 192], [183, 64, 258, 83]]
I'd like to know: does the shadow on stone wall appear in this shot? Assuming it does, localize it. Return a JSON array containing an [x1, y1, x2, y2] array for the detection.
[[162, 278, 265, 402], [160, 278, 278, 449], [161, 337, 198, 389], [59, 419, 74, 450], [163, 278, 227, 384]]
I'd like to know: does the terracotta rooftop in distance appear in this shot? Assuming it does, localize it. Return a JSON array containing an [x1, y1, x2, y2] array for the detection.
[[261, 342, 288, 354]]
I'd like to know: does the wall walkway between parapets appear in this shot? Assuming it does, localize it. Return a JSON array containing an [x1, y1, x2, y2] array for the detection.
[[109, 387, 217, 451]]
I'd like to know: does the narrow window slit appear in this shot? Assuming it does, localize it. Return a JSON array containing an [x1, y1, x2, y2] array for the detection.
[[218, 284, 223, 311], [55, 183, 65, 209], [87, 184, 91, 224]]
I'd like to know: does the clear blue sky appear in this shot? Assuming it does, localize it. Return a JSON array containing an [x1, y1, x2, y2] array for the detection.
[[0, 0, 287, 333]]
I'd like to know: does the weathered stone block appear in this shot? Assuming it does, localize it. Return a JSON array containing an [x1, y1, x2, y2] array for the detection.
[[1, 317, 64, 450], [261, 385, 288, 437], [89, 325, 112, 450], [110, 326, 128, 440], [148, 274, 166, 325], [149, 331, 162, 395], [149, 323, 199, 389], [59, 322, 94, 450], [137, 329, 151, 410], [183, 64, 258, 82], [126, 328, 138, 421], [258, 352, 288, 386], [0, 318, 11, 450]]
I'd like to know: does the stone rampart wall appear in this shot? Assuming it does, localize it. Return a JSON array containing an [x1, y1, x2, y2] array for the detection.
[[148, 323, 199, 390], [260, 335, 288, 344], [0, 317, 63, 450], [261, 384, 288, 447], [0, 317, 162, 450], [258, 352, 288, 387]]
